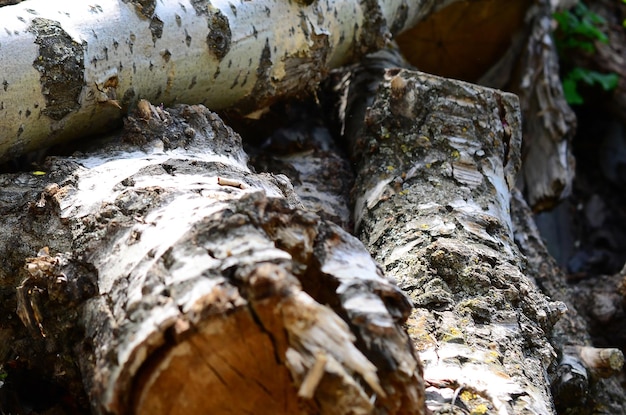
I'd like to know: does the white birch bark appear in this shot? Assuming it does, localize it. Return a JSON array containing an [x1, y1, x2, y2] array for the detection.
[[0, 102, 425, 414], [338, 63, 566, 414], [0, 0, 458, 163]]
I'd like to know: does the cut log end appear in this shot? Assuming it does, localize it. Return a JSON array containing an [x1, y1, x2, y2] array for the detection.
[[131, 308, 300, 415]]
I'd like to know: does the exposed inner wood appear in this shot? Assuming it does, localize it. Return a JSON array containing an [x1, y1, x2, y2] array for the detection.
[[132, 305, 299, 415], [396, 0, 531, 82]]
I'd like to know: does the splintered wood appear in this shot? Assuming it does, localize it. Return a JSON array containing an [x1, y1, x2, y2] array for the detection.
[[1, 104, 425, 415]]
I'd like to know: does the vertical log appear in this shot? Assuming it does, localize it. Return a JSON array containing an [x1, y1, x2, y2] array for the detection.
[[510, 7, 577, 211], [345, 68, 564, 414]]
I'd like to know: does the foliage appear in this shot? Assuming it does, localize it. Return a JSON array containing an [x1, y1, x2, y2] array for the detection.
[[561, 66, 618, 105], [553, 1, 618, 104]]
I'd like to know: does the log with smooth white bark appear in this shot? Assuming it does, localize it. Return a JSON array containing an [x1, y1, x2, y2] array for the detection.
[[337, 65, 566, 414], [0, 102, 425, 414], [0, 0, 462, 163]]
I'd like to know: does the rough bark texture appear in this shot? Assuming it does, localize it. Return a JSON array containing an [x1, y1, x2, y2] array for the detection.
[[509, 4, 577, 212], [0, 103, 425, 415], [393, 0, 577, 212], [337, 66, 566, 414], [3, 1, 625, 414], [0, 0, 465, 163]]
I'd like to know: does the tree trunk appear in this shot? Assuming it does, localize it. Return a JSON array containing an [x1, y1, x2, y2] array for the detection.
[[0, 0, 463, 163], [325, 44, 624, 414], [333, 58, 562, 413], [0, 103, 424, 415], [2, 1, 625, 414], [392, 0, 577, 212]]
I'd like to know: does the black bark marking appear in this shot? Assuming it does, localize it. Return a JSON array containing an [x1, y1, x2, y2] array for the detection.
[[231, 39, 272, 113], [189, 0, 207, 16], [230, 72, 240, 89], [149, 15, 164, 44], [122, 0, 156, 19], [160, 49, 171, 62], [389, 0, 408, 35], [88, 4, 103, 14], [127, 33, 135, 53], [257, 39, 272, 84], [121, 0, 161, 44], [206, 9, 231, 60], [28, 18, 84, 121], [357, 0, 388, 58]]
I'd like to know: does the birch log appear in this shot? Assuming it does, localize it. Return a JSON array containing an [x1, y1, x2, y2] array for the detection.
[[392, 0, 577, 211], [339, 67, 566, 414], [0, 0, 461, 163], [0, 102, 425, 414]]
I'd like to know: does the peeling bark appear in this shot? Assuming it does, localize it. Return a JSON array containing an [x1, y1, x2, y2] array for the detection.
[[509, 5, 577, 212], [0, 103, 424, 414], [393, 0, 577, 212]]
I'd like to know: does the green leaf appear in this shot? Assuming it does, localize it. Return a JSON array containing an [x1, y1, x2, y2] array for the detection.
[[587, 71, 619, 90], [575, 20, 608, 43], [563, 76, 584, 105]]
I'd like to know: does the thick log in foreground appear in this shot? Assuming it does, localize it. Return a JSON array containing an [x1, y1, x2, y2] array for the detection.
[[341, 67, 566, 414], [0, 104, 424, 414]]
